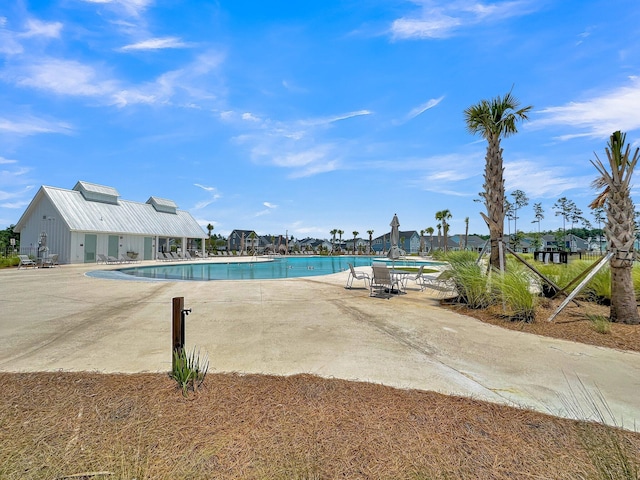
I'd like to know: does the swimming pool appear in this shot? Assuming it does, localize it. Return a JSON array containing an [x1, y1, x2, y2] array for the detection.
[[113, 256, 443, 281]]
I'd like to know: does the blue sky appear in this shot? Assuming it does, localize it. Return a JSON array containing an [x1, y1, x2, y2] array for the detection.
[[2, 0, 640, 240]]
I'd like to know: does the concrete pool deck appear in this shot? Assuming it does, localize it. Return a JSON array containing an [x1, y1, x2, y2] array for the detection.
[[1, 258, 639, 428]]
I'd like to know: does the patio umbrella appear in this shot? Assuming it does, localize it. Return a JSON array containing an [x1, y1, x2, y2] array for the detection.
[[387, 214, 402, 263]]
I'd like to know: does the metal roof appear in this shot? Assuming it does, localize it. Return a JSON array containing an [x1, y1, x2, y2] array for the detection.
[[38, 186, 206, 238], [73, 181, 120, 197]]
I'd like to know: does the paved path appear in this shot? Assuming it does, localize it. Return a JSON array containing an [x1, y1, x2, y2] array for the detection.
[[1, 259, 639, 429]]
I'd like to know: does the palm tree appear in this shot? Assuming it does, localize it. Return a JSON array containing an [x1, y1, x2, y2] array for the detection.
[[330, 229, 337, 253], [367, 229, 374, 254], [426, 226, 434, 253], [591, 131, 640, 324], [464, 91, 532, 269], [435, 210, 452, 252], [436, 223, 442, 251], [337, 229, 344, 252], [206, 223, 214, 252], [352, 231, 359, 254], [419, 229, 425, 254], [248, 231, 257, 255], [464, 217, 469, 250]]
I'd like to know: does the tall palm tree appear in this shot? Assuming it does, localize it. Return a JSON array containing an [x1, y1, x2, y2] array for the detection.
[[206, 223, 214, 251], [248, 231, 257, 255], [337, 229, 344, 252], [419, 229, 425, 254], [436, 223, 442, 250], [464, 91, 532, 269], [352, 231, 359, 254], [591, 131, 640, 324], [435, 210, 452, 252], [426, 226, 434, 253], [367, 229, 374, 254], [330, 229, 337, 253], [464, 217, 469, 250]]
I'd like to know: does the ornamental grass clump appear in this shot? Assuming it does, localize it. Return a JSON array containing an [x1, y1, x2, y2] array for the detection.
[[587, 314, 612, 335], [446, 258, 493, 309], [171, 347, 209, 396], [493, 268, 538, 323]]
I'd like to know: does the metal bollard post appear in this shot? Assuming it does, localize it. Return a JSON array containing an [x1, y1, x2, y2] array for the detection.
[[172, 297, 192, 370]]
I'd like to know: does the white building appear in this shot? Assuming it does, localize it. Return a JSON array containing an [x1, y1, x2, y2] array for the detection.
[[14, 181, 207, 264]]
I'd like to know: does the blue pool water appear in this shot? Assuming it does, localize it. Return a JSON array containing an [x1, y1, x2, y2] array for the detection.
[[113, 256, 442, 281]]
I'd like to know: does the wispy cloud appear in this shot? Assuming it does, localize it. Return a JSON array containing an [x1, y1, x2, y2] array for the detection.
[[5, 50, 224, 108], [532, 76, 640, 140], [504, 160, 591, 197], [81, 0, 153, 17], [20, 18, 63, 38], [402, 96, 444, 122], [0, 116, 73, 136], [193, 183, 221, 209], [390, 0, 538, 40], [10, 58, 117, 97], [120, 36, 191, 51], [300, 110, 372, 127], [255, 201, 278, 217], [0, 156, 17, 164]]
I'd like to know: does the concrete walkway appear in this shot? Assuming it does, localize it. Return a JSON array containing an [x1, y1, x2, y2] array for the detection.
[[1, 259, 639, 429]]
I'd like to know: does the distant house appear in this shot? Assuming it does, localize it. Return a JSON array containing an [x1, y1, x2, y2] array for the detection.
[[14, 181, 206, 264], [540, 233, 589, 252], [372, 230, 421, 254], [228, 229, 259, 252]]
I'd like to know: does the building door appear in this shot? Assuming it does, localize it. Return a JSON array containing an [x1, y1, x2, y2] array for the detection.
[[144, 237, 153, 260], [108, 235, 119, 258], [84, 234, 97, 263]]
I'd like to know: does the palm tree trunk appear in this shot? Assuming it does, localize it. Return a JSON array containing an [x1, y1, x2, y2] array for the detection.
[[610, 264, 638, 323], [485, 134, 505, 270]]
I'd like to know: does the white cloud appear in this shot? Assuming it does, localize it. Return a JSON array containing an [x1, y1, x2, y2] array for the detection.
[[5, 49, 224, 108], [390, 0, 538, 40], [300, 109, 372, 127], [242, 112, 260, 122], [532, 76, 640, 139], [504, 160, 591, 197], [120, 36, 191, 51], [263, 202, 277, 209], [81, 0, 153, 17], [0, 116, 73, 136], [0, 156, 17, 164], [405, 96, 444, 121], [21, 19, 63, 38], [11, 58, 117, 97], [193, 183, 221, 209]]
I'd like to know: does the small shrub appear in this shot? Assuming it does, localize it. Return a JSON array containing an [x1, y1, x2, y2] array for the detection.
[[171, 347, 209, 396]]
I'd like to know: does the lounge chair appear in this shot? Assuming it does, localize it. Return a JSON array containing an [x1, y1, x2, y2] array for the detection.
[[345, 263, 370, 289], [97, 253, 109, 264], [120, 254, 132, 263], [418, 270, 457, 298], [169, 252, 182, 261], [40, 253, 59, 268], [107, 255, 121, 264], [18, 254, 37, 269], [370, 264, 401, 298], [400, 265, 426, 291]]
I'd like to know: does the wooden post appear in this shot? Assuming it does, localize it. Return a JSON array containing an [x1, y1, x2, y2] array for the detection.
[[172, 296, 184, 369]]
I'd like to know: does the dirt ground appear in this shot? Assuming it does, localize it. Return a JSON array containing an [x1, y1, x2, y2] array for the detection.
[[1, 299, 639, 479], [446, 298, 640, 353]]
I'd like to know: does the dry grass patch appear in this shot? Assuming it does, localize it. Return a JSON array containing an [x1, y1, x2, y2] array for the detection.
[[1, 371, 639, 479]]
